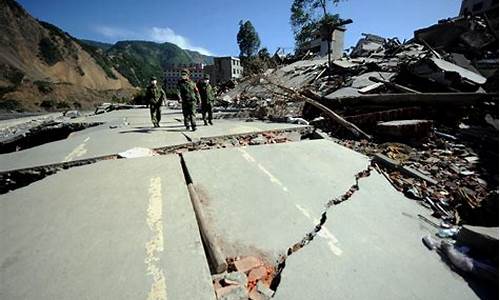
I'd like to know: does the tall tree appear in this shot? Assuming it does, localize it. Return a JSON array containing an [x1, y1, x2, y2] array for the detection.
[[237, 20, 261, 57], [290, 0, 342, 51]]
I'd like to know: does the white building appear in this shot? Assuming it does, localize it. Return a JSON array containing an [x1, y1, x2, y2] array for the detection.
[[164, 63, 205, 90], [205, 57, 243, 85]]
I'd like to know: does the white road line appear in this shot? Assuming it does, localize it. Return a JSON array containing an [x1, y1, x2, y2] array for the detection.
[[62, 137, 90, 162], [145, 176, 167, 300], [237, 147, 289, 193], [295, 204, 343, 256]]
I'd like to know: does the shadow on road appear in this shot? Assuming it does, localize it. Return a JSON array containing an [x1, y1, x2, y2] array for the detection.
[[119, 125, 188, 134]]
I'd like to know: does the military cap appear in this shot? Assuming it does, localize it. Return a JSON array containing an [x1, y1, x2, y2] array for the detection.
[[180, 68, 190, 79], [204, 73, 210, 79], [150, 76, 157, 81]]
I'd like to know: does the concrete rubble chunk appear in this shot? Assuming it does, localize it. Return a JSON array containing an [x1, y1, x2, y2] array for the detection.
[[350, 33, 386, 57], [351, 72, 395, 89], [376, 119, 433, 139], [256, 281, 275, 298], [63, 110, 80, 118], [117, 147, 158, 158], [249, 287, 271, 300], [223, 272, 248, 286]]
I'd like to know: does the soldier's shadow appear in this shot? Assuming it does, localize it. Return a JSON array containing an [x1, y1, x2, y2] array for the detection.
[[119, 125, 188, 134]]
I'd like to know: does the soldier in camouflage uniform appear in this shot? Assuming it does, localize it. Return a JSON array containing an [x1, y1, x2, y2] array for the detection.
[[145, 76, 166, 127], [177, 69, 200, 131], [197, 74, 216, 125]]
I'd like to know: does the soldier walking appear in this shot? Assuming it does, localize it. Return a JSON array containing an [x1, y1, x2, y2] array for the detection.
[[177, 69, 200, 131], [197, 74, 215, 125], [145, 76, 166, 128]]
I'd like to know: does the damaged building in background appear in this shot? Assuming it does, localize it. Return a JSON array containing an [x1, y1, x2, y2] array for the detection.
[[205, 56, 244, 85], [301, 25, 346, 59]]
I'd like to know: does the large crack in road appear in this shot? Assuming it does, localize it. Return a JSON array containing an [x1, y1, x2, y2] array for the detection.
[[270, 164, 374, 294]]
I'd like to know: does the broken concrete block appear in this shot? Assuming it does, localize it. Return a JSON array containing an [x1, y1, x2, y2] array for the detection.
[[234, 256, 263, 273], [223, 272, 248, 286], [64, 110, 80, 118], [256, 281, 274, 298], [248, 287, 270, 300], [249, 136, 267, 145], [358, 82, 384, 94], [351, 72, 395, 89], [376, 120, 433, 139], [117, 147, 158, 159]]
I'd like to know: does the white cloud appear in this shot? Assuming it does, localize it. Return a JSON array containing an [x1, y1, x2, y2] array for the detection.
[[93, 25, 214, 56], [93, 25, 137, 39], [149, 27, 213, 56]]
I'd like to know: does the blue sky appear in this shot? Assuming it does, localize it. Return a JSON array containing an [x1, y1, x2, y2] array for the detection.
[[18, 0, 462, 56]]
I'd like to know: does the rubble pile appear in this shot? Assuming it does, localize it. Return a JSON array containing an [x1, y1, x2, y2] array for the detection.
[[339, 132, 497, 226], [219, 13, 498, 225], [213, 256, 275, 300]]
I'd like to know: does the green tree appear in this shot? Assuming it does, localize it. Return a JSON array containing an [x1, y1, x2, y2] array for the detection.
[[290, 0, 343, 51], [237, 20, 261, 57]]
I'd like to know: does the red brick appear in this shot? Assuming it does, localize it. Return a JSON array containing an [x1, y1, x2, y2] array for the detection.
[[248, 266, 267, 282], [234, 256, 263, 273]]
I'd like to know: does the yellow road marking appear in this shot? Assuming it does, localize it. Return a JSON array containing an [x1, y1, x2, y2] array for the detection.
[[145, 177, 167, 300], [62, 137, 90, 162]]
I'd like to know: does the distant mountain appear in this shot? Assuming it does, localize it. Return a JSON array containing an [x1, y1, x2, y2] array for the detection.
[[79, 39, 113, 51], [0, 0, 133, 111], [79, 39, 214, 87]]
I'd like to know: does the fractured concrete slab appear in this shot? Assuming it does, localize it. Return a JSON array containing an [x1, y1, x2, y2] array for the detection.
[[0, 156, 215, 300], [182, 139, 481, 299], [273, 173, 480, 300], [182, 140, 370, 262]]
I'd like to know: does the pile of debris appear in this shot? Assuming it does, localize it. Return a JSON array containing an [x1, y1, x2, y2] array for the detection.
[[218, 12, 498, 226], [213, 256, 275, 300], [337, 131, 497, 226]]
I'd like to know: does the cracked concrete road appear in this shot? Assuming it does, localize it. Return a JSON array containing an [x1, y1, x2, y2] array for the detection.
[[0, 156, 215, 300], [0, 108, 484, 299], [182, 140, 482, 300], [0, 108, 308, 300]]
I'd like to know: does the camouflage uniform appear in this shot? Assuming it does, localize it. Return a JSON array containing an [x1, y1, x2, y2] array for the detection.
[[145, 78, 166, 127], [177, 70, 200, 131], [197, 75, 215, 125]]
